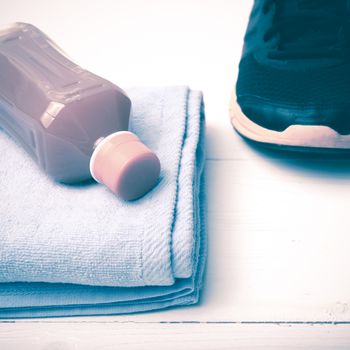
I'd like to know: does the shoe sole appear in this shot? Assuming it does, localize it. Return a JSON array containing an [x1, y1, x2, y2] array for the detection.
[[229, 91, 350, 152]]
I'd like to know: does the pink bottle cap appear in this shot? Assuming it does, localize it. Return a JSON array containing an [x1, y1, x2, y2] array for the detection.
[[89, 131, 161, 200]]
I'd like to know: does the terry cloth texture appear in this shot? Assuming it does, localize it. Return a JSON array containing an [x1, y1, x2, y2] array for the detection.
[[0, 86, 206, 318]]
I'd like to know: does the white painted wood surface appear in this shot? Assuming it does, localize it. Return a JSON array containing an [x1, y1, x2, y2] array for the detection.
[[1, 323, 350, 350], [1, 0, 350, 348]]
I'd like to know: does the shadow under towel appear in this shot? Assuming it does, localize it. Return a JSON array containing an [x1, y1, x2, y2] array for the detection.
[[0, 86, 206, 318]]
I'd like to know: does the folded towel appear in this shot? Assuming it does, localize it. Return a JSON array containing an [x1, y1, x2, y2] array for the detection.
[[0, 86, 206, 318]]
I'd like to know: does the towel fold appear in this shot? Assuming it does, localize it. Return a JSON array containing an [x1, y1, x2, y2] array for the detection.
[[0, 86, 206, 318]]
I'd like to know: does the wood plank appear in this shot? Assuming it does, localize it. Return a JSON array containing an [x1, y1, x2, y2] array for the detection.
[[3, 157, 350, 323], [1, 323, 349, 350]]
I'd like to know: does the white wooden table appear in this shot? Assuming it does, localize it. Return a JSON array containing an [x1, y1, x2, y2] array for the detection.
[[1, 0, 350, 348]]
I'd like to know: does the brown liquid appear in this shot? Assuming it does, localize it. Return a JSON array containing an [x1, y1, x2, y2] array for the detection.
[[0, 23, 131, 183]]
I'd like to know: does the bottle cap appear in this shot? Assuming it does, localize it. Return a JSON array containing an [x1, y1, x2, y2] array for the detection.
[[89, 131, 160, 200]]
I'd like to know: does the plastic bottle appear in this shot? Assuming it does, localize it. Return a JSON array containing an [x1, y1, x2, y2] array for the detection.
[[0, 23, 160, 200]]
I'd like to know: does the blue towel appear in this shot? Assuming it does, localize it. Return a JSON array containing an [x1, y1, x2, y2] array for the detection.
[[0, 86, 206, 318]]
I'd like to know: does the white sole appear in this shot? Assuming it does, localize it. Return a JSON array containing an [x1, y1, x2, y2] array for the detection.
[[229, 92, 350, 150]]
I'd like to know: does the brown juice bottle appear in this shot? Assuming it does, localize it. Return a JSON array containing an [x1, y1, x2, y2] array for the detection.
[[0, 23, 160, 200]]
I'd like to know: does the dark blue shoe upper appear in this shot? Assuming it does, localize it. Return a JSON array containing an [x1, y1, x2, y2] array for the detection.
[[236, 0, 350, 135]]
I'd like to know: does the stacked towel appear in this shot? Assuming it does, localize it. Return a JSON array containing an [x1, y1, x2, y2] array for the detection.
[[0, 86, 206, 318]]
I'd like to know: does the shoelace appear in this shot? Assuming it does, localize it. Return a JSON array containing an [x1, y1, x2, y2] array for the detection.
[[262, 0, 350, 60]]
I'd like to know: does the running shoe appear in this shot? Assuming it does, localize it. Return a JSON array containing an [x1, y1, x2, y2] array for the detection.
[[230, 0, 350, 151]]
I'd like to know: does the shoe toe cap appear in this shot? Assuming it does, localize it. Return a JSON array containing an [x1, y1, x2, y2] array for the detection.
[[237, 95, 350, 135]]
